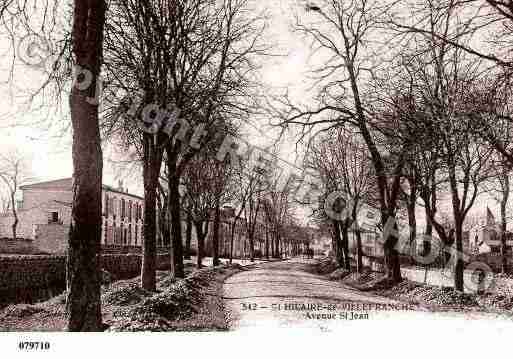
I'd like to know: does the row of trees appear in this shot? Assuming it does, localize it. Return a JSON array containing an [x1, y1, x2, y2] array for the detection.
[[159, 141, 311, 267], [307, 128, 374, 273], [1, 0, 310, 331], [272, 0, 513, 292]]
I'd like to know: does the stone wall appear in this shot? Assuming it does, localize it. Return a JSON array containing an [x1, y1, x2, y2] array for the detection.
[[401, 266, 503, 293], [0, 255, 66, 305], [0, 238, 42, 254], [0, 253, 171, 306], [101, 253, 171, 279], [35, 223, 68, 254], [0, 202, 72, 240]]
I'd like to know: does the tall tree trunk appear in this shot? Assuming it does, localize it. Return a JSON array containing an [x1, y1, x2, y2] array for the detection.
[[340, 221, 350, 270], [184, 214, 192, 260], [229, 217, 237, 264], [168, 172, 184, 278], [265, 226, 269, 259], [274, 231, 280, 258], [271, 233, 276, 258], [158, 198, 170, 247], [249, 230, 255, 262], [333, 220, 344, 267], [330, 226, 337, 259], [351, 206, 363, 272], [212, 199, 221, 266], [10, 191, 17, 240], [448, 165, 464, 291], [421, 176, 437, 258], [66, 0, 106, 332], [195, 221, 208, 268], [141, 139, 162, 291], [454, 221, 464, 292], [383, 214, 402, 283], [355, 228, 363, 273], [424, 206, 433, 257], [500, 170, 509, 274], [407, 197, 417, 259]]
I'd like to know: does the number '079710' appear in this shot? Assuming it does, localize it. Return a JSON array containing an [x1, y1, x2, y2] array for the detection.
[[18, 341, 51, 351]]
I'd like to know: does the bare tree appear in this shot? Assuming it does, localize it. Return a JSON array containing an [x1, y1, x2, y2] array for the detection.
[[388, 0, 513, 70], [224, 149, 269, 263], [273, 0, 410, 282], [388, 0, 513, 168], [484, 154, 513, 273], [244, 187, 262, 262], [182, 151, 231, 268], [102, 0, 269, 286], [66, 0, 106, 331], [0, 190, 9, 215], [0, 150, 33, 240], [0, 0, 107, 331], [308, 127, 374, 272], [397, 6, 495, 290], [264, 174, 295, 259]]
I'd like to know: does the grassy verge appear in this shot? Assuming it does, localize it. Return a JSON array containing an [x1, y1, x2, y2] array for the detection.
[[313, 256, 513, 315], [0, 262, 243, 332]]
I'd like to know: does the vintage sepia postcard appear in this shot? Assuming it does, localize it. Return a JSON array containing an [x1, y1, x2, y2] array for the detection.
[[1, 0, 512, 357]]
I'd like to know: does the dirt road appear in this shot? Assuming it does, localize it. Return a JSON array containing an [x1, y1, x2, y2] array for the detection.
[[223, 258, 513, 331]]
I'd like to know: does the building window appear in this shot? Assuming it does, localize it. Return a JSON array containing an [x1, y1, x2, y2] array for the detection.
[[114, 226, 118, 245], [128, 200, 132, 222], [105, 194, 109, 216], [103, 219, 107, 244], [135, 224, 138, 245], [107, 226, 113, 245], [122, 198, 126, 219], [49, 212, 59, 224], [128, 224, 132, 244]]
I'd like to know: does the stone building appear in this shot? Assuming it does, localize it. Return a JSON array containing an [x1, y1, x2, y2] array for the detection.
[[468, 207, 513, 254], [0, 177, 271, 258], [0, 178, 144, 253]]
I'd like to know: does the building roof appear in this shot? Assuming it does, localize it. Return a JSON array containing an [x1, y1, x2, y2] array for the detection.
[[53, 200, 72, 208], [102, 184, 144, 200], [20, 178, 144, 201], [20, 178, 73, 191]]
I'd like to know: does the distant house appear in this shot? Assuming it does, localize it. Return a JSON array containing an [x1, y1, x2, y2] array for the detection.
[[0, 178, 144, 254], [0, 178, 274, 258], [469, 207, 513, 255]]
